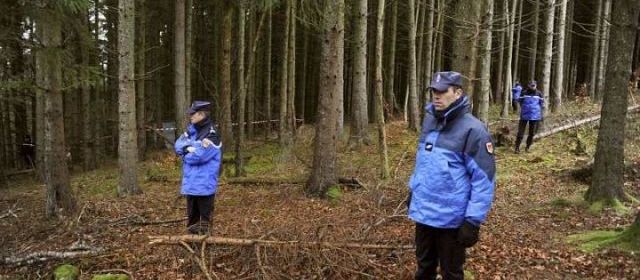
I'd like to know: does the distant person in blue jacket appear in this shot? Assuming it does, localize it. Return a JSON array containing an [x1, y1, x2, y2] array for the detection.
[[512, 82, 523, 112], [174, 101, 222, 235], [408, 71, 496, 280], [515, 81, 544, 153]]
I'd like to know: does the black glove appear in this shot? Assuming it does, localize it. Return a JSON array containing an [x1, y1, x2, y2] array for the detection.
[[406, 192, 412, 209], [457, 221, 480, 248]]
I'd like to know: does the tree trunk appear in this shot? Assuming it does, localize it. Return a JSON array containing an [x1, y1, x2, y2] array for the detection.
[[36, 6, 77, 217], [552, 0, 568, 112], [540, 0, 556, 117], [350, 0, 370, 146], [512, 0, 523, 83], [407, 0, 420, 132], [384, 0, 398, 117], [287, 0, 297, 138], [279, 0, 291, 146], [501, 0, 516, 117], [136, 0, 147, 161], [82, 12, 96, 171], [478, 0, 493, 124], [185, 0, 193, 105], [423, 0, 435, 96], [265, 8, 273, 139], [118, 0, 141, 196], [590, 0, 603, 100], [495, 2, 505, 105], [374, 0, 390, 179], [529, 0, 540, 81], [595, 0, 612, 102], [434, 0, 445, 72], [586, 0, 638, 203], [416, 0, 428, 101], [306, 0, 344, 197], [175, 0, 187, 133], [235, 5, 246, 177], [221, 3, 233, 145]]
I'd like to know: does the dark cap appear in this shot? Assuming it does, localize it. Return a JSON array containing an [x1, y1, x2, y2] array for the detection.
[[428, 71, 463, 92], [187, 100, 211, 115]]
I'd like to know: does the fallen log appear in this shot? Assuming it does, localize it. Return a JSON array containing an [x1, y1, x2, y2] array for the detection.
[[148, 235, 414, 250], [533, 104, 640, 140], [1, 247, 103, 266]]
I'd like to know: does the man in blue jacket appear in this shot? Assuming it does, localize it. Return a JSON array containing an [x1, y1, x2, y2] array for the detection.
[[408, 71, 496, 280], [174, 101, 222, 235], [511, 82, 523, 112], [514, 81, 544, 153]]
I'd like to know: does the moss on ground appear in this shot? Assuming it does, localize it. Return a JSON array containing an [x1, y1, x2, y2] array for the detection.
[[91, 274, 129, 280], [54, 264, 80, 280], [567, 223, 640, 253]]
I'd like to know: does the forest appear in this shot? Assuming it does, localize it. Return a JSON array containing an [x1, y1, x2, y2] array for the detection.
[[1, 0, 640, 279]]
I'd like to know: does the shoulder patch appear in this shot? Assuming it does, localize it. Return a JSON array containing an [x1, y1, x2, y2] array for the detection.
[[486, 142, 494, 155]]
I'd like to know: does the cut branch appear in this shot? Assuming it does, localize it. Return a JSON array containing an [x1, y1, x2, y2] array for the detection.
[[1, 247, 103, 266], [223, 177, 366, 189]]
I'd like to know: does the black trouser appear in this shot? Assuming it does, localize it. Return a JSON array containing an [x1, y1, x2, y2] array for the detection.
[[186, 195, 215, 227], [515, 120, 539, 150], [415, 223, 465, 280]]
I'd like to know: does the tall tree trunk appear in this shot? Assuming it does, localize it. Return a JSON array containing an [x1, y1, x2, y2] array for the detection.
[[540, 0, 556, 117], [265, 8, 272, 139], [586, 0, 638, 203], [287, 0, 297, 138], [306, 0, 344, 197], [423, 0, 435, 95], [479, 0, 493, 124], [185, 0, 193, 104], [529, 1, 540, 81], [175, 0, 187, 132], [82, 13, 96, 171], [552, 0, 568, 112], [384, 0, 398, 117], [136, 0, 147, 161], [595, 0, 612, 102], [590, 0, 603, 100], [279, 0, 291, 146], [416, 0, 428, 99], [350, 0, 370, 146], [451, 1, 481, 88], [221, 3, 233, 145], [407, 0, 420, 132], [434, 0, 445, 72], [375, 0, 390, 179], [118, 0, 141, 196], [501, 0, 517, 117], [512, 0, 523, 83], [235, 5, 246, 177], [37, 6, 77, 217], [495, 1, 505, 104]]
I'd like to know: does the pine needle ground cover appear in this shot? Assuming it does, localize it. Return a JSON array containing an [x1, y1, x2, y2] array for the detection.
[[1, 117, 639, 279]]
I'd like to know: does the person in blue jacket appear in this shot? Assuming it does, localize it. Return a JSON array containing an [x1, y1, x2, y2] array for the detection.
[[408, 71, 496, 280], [514, 81, 544, 153], [511, 82, 523, 112], [174, 101, 222, 235]]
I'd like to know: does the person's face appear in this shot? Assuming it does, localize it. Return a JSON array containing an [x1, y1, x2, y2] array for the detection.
[[432, 86, 463, 111], [189, 111, 206, 124]]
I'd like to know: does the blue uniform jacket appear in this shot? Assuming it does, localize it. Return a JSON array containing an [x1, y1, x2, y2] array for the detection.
[[518, 89, 544, 121], [174, 119, 222, 196], [408, 96, 496, 228], [512, 84, 523, 102]]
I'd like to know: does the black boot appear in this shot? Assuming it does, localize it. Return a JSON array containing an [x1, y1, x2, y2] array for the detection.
[[515, 137, 523, 154]]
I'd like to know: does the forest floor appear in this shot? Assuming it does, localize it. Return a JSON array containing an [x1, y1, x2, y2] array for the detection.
[[1, 101, 640, 279]]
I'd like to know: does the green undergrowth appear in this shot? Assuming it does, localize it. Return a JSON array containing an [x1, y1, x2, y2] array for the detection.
[[587, 199, 630, 215], [53, 264, 79, 280], [567, 223, 640, 253]]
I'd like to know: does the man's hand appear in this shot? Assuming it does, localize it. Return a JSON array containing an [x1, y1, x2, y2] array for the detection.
[[457, 221, 480, 248], [202, 138, 214, 148], [186, 146, 196, 153]]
